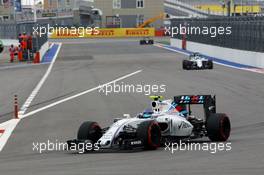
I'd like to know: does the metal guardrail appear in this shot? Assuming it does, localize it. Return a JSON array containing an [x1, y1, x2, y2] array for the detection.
[[171, 16, 264, 52]]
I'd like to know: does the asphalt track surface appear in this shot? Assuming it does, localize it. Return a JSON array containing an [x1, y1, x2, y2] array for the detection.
[[0, 38, 264, 175]]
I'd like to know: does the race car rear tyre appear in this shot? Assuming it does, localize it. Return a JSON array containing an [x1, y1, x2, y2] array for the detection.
[[183, 60, 189, 70], [140, 40, 145, 45], [0, 45, 3, 53], [137, 120, 161, 150], [77, 121, 102, 143], [182, 61, 186, 69], [149, 40, 154, 44], [206, 113, 231, 142], [208, 60, 213, 69]]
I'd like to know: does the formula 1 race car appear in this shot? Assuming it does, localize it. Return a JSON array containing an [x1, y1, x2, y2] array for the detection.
[[67, 95, 231, 152], [0, 40, 4, 53], [140, 37, 154, 45], [183, 52, 213, 70]]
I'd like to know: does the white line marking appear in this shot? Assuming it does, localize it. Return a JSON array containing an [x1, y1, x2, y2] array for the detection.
[[241, 68, 264, 74], [19, 43, 62, 116], [22, 69, 142, 118], [155, 43, 189, 56], [0, 119, 20, 151]]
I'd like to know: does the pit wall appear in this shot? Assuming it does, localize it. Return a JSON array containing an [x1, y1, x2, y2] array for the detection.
[[39, 41, 49, 62], [1, 39, 49, 62], [1, 39, 19, 46], [171, 38, 264, 68]]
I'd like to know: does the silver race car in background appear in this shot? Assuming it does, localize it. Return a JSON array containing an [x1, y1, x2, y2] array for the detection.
[[183, 53, 213, 70], [67, 95, 231, 152]]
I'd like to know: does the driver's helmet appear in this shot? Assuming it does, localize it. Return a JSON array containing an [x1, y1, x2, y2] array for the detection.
[[193, 52, 200, 56], [142, 108, 153, 118], [190, 53, 196, 58]]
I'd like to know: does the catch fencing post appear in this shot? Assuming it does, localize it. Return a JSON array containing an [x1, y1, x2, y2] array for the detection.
[[14, 95, 19, 119]]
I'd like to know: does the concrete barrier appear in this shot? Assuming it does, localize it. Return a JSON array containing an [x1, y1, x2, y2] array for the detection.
[[171, 38, 264, 68]]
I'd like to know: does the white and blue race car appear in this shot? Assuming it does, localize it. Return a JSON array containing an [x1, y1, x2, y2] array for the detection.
[[140, 37, 154, 45], [183, 53, 213, 70], [67, 95, 231, 152]]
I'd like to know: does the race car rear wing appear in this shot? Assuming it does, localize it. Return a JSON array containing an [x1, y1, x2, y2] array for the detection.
[[173, 95, 216, 120]]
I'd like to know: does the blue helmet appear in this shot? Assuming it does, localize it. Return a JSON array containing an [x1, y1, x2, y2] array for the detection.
[[142, 108, 153, 118]]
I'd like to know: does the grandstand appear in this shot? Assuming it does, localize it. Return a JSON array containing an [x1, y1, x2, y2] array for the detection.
[[164, 0, 212, 18], [177, 0, 264, 6], [165, 0, 264, 18]]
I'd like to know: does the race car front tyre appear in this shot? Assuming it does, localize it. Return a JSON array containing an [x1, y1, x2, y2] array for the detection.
[[206, 113, 231, 142], [140, 40, 145, 45], [208, 60, 213, 69], [137, 120, 161, 150], [77, 121, 103, 143]]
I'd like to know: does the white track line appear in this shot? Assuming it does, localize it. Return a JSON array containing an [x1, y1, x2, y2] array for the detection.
[[19, 43, 62, 116], [0, 119, 20, 151], [22, 69, 142, 118], [155, 43, 189, 56]]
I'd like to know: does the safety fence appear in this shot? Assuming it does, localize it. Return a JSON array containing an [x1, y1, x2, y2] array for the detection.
[[0, 22, 48, 52], [171, 16, 264, 52]]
